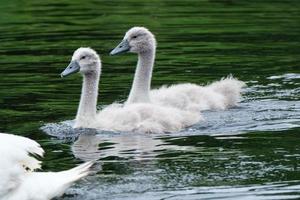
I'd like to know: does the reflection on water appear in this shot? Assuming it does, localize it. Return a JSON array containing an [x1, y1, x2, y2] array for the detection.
[[0, 0, 300, 199], [73, 130, 205, 160], [72, 131, 171, 161]]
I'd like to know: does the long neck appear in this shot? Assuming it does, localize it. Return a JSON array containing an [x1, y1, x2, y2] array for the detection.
[[127, 49, 155, 104], [75, 71, 99, 128]]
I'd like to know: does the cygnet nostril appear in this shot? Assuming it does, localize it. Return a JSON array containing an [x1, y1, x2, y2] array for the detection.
[[119, 46, 123, 48]]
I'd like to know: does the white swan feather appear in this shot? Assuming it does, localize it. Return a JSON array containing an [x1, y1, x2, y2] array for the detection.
[[151, 76, 245, 112], [0, 133, 93, 200], [96, 103, 202, 133]]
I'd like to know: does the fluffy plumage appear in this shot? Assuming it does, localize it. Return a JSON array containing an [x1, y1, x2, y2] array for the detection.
[[111, 27, 245, 111], [95, 103, 201, 133], [0, 133, 93, 200], [61, 48, 202, 133], [151, 76, 245, 112]]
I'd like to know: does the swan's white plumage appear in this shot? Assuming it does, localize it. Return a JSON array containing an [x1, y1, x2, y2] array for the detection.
[[150, 76, 245, 112], [112, 27, 245, 112], [95, 103, 202, 133], [62, 48, 202, 133], [0, 133, 93, 200]]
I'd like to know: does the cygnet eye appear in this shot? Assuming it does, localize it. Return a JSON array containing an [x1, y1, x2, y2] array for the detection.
[[80, 56, 86, 60], [132, 35, 138, 39]]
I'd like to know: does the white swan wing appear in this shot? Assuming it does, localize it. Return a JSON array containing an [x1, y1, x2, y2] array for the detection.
[[0, 133, 93, 200], [6, 161, 94, 200], [0, 133, 44, 198]]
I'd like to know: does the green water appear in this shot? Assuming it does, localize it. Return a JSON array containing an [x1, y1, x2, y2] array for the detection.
[[0, 0, 300, 199]]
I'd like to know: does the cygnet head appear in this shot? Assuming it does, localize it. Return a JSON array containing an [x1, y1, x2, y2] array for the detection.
[[110, 27, 156, 56], [61, 47, 101, 78]]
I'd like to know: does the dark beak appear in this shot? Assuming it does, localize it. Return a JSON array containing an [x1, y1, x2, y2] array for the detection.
[[110, 39, 130, 56], [60, 60, 80, 78]]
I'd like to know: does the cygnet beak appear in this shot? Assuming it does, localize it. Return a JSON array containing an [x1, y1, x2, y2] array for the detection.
[[60, 60, 80, 78], [110, 39, 130, 56]]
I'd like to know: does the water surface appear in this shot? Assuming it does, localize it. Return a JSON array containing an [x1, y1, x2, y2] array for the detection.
[[0, 0, 299, 199]]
